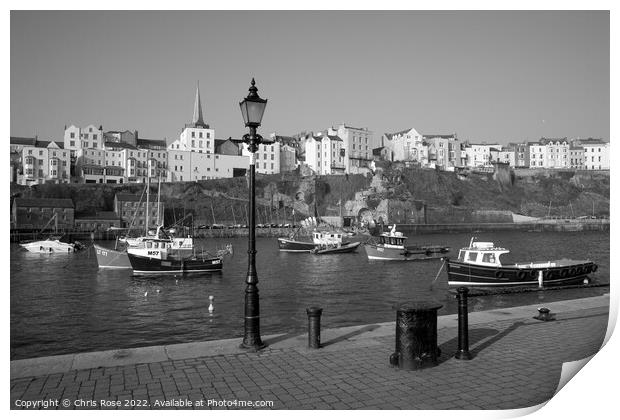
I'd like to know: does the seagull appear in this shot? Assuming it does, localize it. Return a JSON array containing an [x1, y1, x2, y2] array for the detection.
[[144, 291, 148, 297]]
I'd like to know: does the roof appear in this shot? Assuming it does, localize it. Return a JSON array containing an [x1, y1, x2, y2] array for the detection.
[[105, 141, 138, 150], [539, 137, 568, 145], [575, 138, 608, 145], [326, 135, 343, 142], [372, 147, 386, 156], [115, 193, 159, 203], [570, 146, 584, 150], [13, 198, 74, 208], [137, 138, 167, 149], [10, 137, 64, 149], [423, 134, 457, 140]]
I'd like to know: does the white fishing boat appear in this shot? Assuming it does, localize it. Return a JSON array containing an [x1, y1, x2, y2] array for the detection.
[[21, 237, 76, 253]]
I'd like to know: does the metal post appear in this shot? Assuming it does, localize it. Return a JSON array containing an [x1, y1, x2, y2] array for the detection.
[[241, 127, 264, 351], [454, 287, 472, 360], [306, 307, 323, 349]]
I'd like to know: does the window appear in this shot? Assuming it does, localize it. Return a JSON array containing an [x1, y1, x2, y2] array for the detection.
[[468, 252, 478, 262], [70, 132, 75, 139], [93, 134, 97, 140], [191, 132, 195, 138], [199, 132, 203, 138], [271, 154, 274, 160], [70, 141, 75, 147]]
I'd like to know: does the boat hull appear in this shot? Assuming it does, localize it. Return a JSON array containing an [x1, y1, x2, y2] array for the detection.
[[278, 238, 320, 252], [313, 242, 361, 254], [128, 253, 223, 275], [446, 259, 597, 287], [94, 244, 131, 269], [364, 244, 449, 261], [20, 240, 75, 253]]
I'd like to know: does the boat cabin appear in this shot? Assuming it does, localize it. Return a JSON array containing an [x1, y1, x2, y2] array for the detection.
[[457, 241, 509, 267], [378, 231, 407, 248], [312, 231, 343, 247]]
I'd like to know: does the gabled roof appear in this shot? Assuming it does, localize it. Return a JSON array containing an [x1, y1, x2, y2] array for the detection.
[[326, 135, 343, 142], [383, 129, 412, 140], [372, 147, 386, 156], [539, 137, 568, 145], [13, 198, 74, 208]]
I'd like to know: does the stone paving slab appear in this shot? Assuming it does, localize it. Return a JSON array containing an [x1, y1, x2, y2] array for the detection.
[[10, 295, 610, 410]]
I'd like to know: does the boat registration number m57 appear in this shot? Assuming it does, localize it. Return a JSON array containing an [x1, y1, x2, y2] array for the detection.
[[148, 250, 160, 256]]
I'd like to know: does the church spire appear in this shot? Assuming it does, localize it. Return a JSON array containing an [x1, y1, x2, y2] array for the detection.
[[192, 81, 206, 127]]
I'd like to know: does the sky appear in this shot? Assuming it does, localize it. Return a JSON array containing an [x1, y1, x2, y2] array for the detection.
[[10, 10, 610, 145]]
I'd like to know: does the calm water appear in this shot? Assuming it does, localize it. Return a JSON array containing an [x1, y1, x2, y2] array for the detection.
[[11, 231, 609, 360]]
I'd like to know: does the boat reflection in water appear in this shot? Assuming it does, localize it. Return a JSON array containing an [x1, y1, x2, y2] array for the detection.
[[446, 238, 597, 288]]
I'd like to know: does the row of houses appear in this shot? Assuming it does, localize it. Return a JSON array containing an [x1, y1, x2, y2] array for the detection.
[[374, 128, 609, 172], [10, 85, 610, 186]]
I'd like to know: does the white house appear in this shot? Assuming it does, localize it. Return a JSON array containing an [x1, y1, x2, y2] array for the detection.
[[382, 128, 426, 163], [574, 138, 610, 170], [10, 137, 71, 185]]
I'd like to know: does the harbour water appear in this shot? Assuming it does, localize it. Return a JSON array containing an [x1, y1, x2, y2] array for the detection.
[[10, 231, 609, 360]]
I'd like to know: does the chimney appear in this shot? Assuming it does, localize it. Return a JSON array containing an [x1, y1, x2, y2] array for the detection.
[[134, 130, 138, 140]]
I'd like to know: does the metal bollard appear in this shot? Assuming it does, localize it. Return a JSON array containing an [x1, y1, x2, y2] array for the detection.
[[533, 307, 555, 322], [389, 301, 443, 370], [306, 307, 323, 349], [454, 287, 472, 360]]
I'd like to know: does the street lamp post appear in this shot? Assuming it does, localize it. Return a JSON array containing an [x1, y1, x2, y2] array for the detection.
[[239, 78, 271, 350]]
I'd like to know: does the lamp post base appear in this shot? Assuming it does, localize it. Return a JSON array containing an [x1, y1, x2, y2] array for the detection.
[[239, 341, 267, 352]]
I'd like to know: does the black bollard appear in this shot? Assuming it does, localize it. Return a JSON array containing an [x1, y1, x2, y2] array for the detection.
[[389, 301, 443, 370], [306, 307, 323, 349], [454, 287, 472, 360]]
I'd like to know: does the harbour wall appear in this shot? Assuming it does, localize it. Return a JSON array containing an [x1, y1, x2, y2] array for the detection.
[[396, 220, 609, 234]]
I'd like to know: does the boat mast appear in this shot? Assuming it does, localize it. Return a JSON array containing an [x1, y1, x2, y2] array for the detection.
[[145, 160, 150, 236], [156, 174, 161, 228]]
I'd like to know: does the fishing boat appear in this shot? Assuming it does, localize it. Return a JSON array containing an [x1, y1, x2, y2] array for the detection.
[[363, 225, 450, 261], [278, 230, 358, 253], [127, 236, 230, 275], [446, 238, 597, 287], [96, 226, 195, 269]]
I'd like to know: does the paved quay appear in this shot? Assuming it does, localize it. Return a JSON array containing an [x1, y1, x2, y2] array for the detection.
[[11, 294, 610, 410]]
